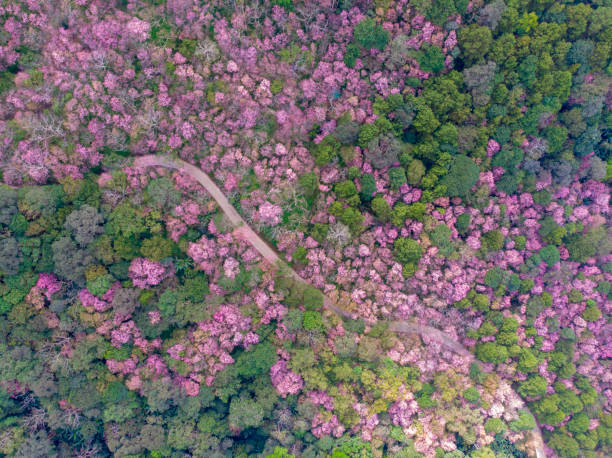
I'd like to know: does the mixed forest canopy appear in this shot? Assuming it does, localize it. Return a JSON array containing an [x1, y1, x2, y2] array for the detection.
[[0, 0, 611, 457]]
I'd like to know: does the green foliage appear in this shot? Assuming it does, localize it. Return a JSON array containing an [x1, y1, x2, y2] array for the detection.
[[371, 197, 392, 222], [140, 235, 175, 261], [458, 24, 492, 65], [335, 180, 358, 199], [312, 135, 340, 166], [358, 123, 380, 148], [232, 342, 278, 379], [463, 387, 480, 403], [353, 18, 390, 50], [388, 167, 407, 189], [509, 409, 536, 431], [406, 159, 426, 186], [582, 302, 601, 322], [455, 213, 471, 235], [344, 44, 361, 68], [393, 237, 423, 265], [481, 230, 504, 252], [86, 273, 114, 298], [267, 447, 295, 458], [303, 311, 324, 331], [566, 226, 610, 262], [475, 342, 508, 364], [229, 396, 265, 429], [548, 433, 580, 458], [484, 418, 506, 434], [517, 348, 538, 373], [303, 284, 324, 310], [359, 173, 377, 201], [106, 203, 146, 239], [418, 45, 445, 73], [429, 224, 452, 255], [441, 155, 479, 198], [518, 375, 547, 398], [483, 267, 504, 289], [538, 245, 560, 267], [181, 272, 209, 302]]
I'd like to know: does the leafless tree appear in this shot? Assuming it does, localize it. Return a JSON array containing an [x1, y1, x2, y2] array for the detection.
[[74, 444, 103, 458], [22, 113, 65, 144], [22, 408, 47, 432], [194, 39, 221, 63]]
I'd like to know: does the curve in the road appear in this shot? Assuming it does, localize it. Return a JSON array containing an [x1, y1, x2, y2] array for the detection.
[[133, 154, 547, 458]]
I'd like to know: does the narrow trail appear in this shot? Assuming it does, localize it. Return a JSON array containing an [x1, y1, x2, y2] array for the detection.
[[134, 154, 547, 458]]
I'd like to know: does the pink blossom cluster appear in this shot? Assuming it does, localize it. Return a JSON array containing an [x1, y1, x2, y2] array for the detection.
[[270, 360, 304, 398], [128, 258, 170, 289]]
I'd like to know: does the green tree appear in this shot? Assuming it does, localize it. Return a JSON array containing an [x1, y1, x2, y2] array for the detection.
[[455, 213, 471, 235], [481, 230, 504, 252], [106, 203, 146, 239], [418, 45, 445, 73], [353, 18, 390, 50], [229, 396, 264, 429], [267, 447, 295, 458], [359, 173, 377, 201], [406, 159, 426, 186], [458, 24, 492, 65], [335, 180, 357, 199], [441, 155, 479, 198], [388, 167, 407, 189], [548, 433, 580, 458], [146, 177, 181, 208], [518, 375, 547, 398], [475, 342, 508, 364], [303, 311, 324, 331], [393, 237, 423, 265], [371, 197, 392, 222]]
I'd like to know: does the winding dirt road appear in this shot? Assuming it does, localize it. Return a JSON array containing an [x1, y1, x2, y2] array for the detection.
[[133, 154, 547, 458]]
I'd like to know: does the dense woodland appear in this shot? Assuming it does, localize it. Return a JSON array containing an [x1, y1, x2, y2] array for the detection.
[[0, 0, 611, 457]]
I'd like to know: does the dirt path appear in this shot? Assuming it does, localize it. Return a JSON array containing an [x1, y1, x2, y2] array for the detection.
[[134, 154, 547, 458]]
